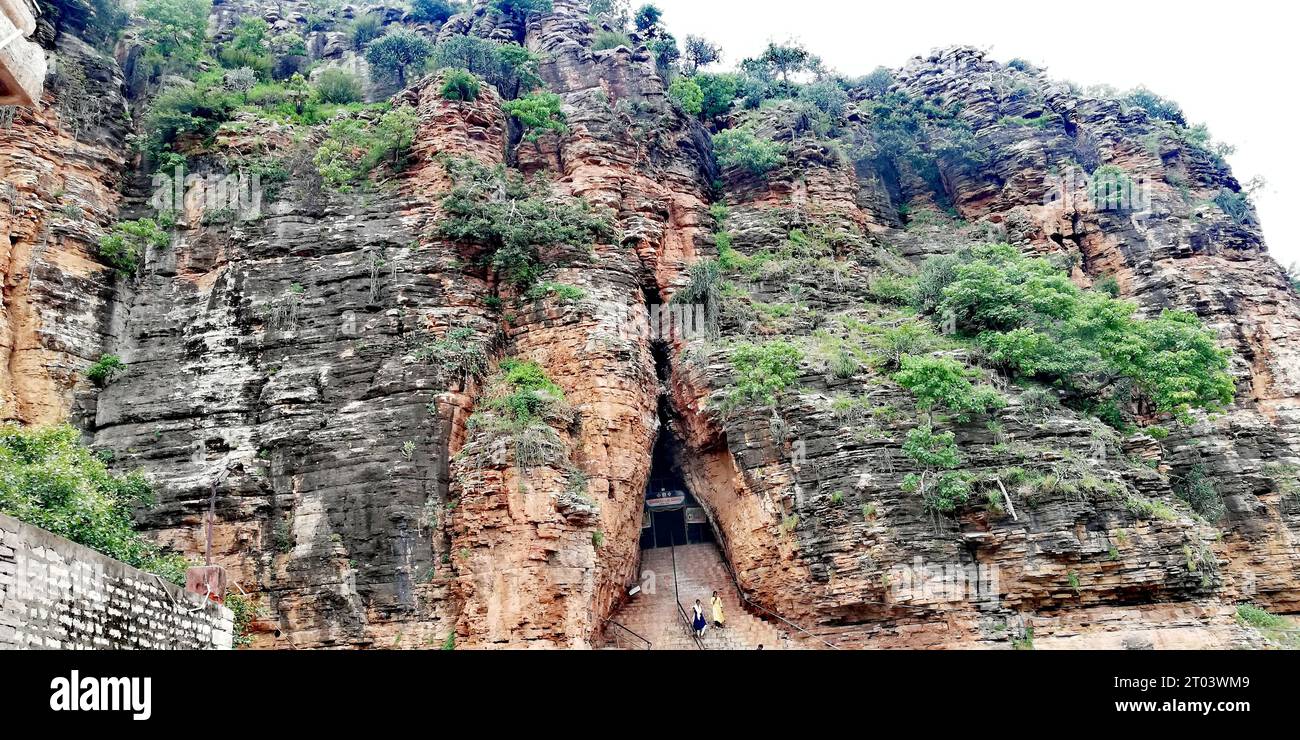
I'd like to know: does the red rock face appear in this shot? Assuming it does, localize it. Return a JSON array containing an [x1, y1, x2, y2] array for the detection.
[[0, 39, 127, 427], [5, 6, 1296, 649]]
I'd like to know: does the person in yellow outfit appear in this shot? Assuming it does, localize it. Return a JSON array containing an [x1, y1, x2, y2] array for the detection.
[[711, 590, 725, 629]]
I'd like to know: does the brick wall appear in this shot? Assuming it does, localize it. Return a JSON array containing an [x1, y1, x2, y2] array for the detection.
[[0, 513, 233, 649]]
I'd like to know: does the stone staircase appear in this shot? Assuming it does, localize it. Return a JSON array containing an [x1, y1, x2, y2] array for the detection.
[[603, 543, 804, 650]]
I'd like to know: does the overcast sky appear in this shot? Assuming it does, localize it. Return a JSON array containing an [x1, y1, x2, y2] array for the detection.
[[650, 0, 1297, 267]]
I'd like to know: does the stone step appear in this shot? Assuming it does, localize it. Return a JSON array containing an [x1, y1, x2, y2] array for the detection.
[[603, 543, 809, 650]]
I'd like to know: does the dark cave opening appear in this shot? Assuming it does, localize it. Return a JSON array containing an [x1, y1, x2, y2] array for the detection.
[[640, 337, 714, 550]]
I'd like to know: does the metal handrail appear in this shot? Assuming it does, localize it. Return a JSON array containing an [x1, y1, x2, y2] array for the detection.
[[713, 545, 842, 650], [604, 619, 652, 650], [671, 543, 706, 650]]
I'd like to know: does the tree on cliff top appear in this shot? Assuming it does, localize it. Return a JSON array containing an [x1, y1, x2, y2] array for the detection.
[[410, 0, 464, 24], [137, 0, 212, 75], [365, 30, 434, 86], [683, 35, 723, 74], [490, 0, 554, 18]]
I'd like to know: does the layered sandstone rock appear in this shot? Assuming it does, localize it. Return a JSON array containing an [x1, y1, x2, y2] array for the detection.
[[3, 3, 1296, 649]]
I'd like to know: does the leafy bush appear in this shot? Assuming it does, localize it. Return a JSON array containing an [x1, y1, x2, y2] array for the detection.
[[593, 30, 634, 51], [892, 355, 1004, 420], [668, 76, 704, 116], [712, 129, 786, 175], [0, 424, 190, 583], [437, 159, 612, 287], [1213, 189, 1254, 225], [225, 592, 263, 647], [503, 92, 568, 141], [875, 323, 934, 368], [1237, 604, 1288, 630], [141, 82, 239, 163], [801, 79, 848, 119], [98, 218, 171, 273], [313, 107, 419, 190], [648, 33, 680, 75], [219, 17, 274, 79], [366, 30, 435, 86], [315, 68, 365, 104], [85, 354, 126, 386], [1123, 86, 1185, 125], [428, 38, 542, 100], [633, 3, 662, 31], [415, 327, 488, 385], [857, 66, 895, 97], [916, 244, 1233, 419], [137, 0, 211, 76], [864, 90, 986, 196], [526, 282, 586, 303], [1175, 464, 1225, 520], [491, 0, 554, 17], [410, 0, 463, 23], [349, 13, 385, 50], [866, 272, 916, 306], [486, 358, 565, 424], [440, 69, 482, 101], [696, 73, 739, 119], [673, 259, 723, 332], [726, 341, 803, 408], [902, 425, 961, 469], [924, 472, 971, 514]]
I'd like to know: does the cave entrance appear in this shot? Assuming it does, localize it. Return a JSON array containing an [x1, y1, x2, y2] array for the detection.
[[640, 335, 714, 550], [641, 419, 714, 549]]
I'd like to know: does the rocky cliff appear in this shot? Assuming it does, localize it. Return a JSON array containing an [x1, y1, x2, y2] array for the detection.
[[2, 0, 1297, 649]]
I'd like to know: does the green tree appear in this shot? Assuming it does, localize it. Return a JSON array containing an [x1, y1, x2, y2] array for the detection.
[[219, 17, 274, 78], [313, 107, 419, 190], [437, 159, 612, 287], [917, 243, 1234, 420], [98, 219, 171, 273], [503, 92, 568, 141], [648, 32, 679, 75], [428, 38, 540, 99], [440, 69, 482, 101], [138, 0, 211, 74], [1123, 86, 1185, 125], [682, 35, 722, 74], [0, 424, 190, 583], [315, 68, 364, 104], [757, 41, 820, 85], [712, 128, 786, 175], [410, 0, 463, 23], [633, 3, 662, 31], [892, 355, 1003, 421], [857, 66, 895, 97], [726, 341, 803, 408], [366, 30, 435, 86], [695, 73, 739, 119], [491, 0, 554, 17], [350, 13, 385, 50], [85, 354, 127, 386], [668, 76, 703, 116]]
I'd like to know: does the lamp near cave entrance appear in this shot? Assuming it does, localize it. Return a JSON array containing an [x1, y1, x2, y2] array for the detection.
[[0, 0, 45, 107]]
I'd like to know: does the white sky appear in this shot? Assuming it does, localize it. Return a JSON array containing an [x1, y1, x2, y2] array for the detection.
[[651, 0, 1298, 267]]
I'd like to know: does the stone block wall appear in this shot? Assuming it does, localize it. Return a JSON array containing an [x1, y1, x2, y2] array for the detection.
[[0, 513, 233, 649]]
